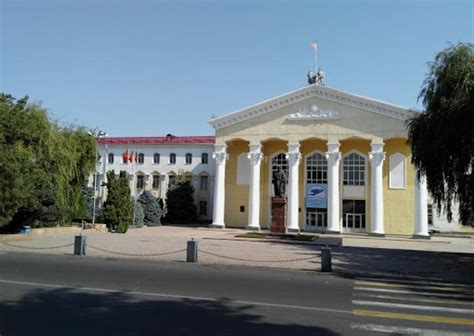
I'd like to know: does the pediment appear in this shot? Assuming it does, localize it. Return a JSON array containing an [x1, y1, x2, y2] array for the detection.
[[209, 84, 416, 130]]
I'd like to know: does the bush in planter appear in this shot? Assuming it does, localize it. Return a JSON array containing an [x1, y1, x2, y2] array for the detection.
[[137, 191, 162, 226]]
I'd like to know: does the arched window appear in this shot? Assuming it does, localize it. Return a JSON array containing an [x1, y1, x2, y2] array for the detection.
[[185, 153, 192, 164], [169, 153, 176, 164], [153, 153, 160, 164], [272, 153, 289, 176], [343, 152, 365, 186], [306, 152, 327, 184], [108, 153, 114, 164], [201, 153, 208, 164], [138, 153, 145, 164]]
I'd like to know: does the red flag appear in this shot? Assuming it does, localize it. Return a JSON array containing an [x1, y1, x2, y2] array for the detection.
[[135, 152, 138, 163], [124, 149, 129, 163], [129, 151, 134, 163]]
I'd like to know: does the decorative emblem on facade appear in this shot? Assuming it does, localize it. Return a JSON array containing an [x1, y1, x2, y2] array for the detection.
[[287, 104, 340, 120]]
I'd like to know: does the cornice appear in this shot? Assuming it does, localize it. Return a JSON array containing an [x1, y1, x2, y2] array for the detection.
[[209, 85, 416, 130]]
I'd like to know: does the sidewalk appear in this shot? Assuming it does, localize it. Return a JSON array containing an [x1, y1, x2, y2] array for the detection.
[[0, 226, 472, 283]]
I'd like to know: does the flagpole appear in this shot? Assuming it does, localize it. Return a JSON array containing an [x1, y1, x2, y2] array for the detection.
[[314, 42, 317, 73]]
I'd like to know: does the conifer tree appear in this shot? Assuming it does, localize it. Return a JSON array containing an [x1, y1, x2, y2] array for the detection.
[[137, 190, 162, 226], [165, 180, 198, 224], [103, 170, 133, 233]]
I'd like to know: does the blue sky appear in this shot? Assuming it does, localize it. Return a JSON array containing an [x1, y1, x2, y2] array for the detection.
[[1, 0, 472, 136]]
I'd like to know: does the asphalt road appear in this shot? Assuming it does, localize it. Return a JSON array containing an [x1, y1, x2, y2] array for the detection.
[[0, 252, 472, 336]]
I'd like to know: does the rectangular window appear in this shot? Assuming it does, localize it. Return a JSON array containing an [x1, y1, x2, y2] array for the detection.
[[185, 153, 192, 164], [136, 175, 144, 189], [152, 175, 160, 189], [342, 200, 366, 230], [199, 201, 207, 216], [200, 176, 208, 190], [428, 204, 433, 226], [201, 153, 208, 164], [108, 153, 114, 164]]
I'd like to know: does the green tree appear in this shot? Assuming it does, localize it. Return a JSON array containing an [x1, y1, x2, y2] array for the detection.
[[407, 43, 474, 225], [165, 180, 198, 224], [134, 201, 145, 228], [0, 94, 96, 229], [137, 191, 162, 226], [103, 170, 133, 233]]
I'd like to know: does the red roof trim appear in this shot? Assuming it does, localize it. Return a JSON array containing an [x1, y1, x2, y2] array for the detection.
[[98, 136, 215, 145]]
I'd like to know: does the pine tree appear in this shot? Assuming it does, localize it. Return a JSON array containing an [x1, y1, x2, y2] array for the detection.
[[103, 170, 133, 233], [134, 201, 145, 228], [137, 190, 162, 226], [165, 180, 198, 224]]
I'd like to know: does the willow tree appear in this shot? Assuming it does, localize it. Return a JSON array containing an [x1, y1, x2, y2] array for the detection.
[[0, 93, 96, 228], [407, 43, 474, 225]]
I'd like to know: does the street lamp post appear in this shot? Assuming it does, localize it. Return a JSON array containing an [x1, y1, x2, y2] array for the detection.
[[93, 130, 107, 224]]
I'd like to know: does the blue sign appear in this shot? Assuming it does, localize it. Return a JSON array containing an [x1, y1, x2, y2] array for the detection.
[[305, 183, 327, 208]]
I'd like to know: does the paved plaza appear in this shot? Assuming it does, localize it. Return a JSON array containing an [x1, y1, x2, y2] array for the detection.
[[0, 226, 473, 282]]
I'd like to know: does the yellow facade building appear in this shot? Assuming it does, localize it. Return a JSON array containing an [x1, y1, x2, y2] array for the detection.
[[208, 84, 429, 237]]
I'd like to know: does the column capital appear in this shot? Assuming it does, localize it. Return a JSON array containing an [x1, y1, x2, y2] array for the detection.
[[369, 152, 386, 166], [212, 152, 228, 164], [286, 152, 302, 166], [247, 152, 263, 165], [325, 152, 341, 165]]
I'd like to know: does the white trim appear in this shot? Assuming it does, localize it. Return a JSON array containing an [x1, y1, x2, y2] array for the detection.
[[388, 152, 406, 189], [209, 85, 416, 130], [303, 150, 328, 232], [341, 150, 368, 233]]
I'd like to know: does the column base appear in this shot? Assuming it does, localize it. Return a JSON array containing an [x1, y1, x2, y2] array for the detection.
[[245, 225, 260, 231], [369, 232, 385, 237], [209, 223, 225, 229], [287, 227, 300, 233], [413, 234, 431, 240]]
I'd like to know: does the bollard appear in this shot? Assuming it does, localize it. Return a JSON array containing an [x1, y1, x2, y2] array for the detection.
[[74, 235, 87, 255], [321, 247, 332, 272], [187, 239, 198, 262]]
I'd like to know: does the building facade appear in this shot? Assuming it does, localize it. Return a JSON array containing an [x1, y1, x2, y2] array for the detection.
[[94, 135, 215, 221], [208, 84, 431, 236]]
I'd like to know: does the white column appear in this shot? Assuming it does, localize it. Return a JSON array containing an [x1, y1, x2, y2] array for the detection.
[[286, 144, 301, 233], [414, 173, 430, 238], [210, 144, 227, 228], [247, 144, 263, 231], [326, 142, 341, 233], [369, 143, 385, 236]]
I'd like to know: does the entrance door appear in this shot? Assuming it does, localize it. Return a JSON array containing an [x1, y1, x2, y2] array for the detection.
[[342, 200, 366, 233], [306, 208, 327, 231]]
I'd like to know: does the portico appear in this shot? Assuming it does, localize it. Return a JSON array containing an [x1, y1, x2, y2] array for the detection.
[[209, 84, 429, 237]]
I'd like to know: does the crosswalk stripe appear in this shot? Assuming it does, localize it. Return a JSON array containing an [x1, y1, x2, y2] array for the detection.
[[353, 309, 474, 325], [354, 286, 474, 299], [352, 292, 474, 306], [352, 300, 474, 314], [355, 280, 474, 294], [355, 277, 473, 289], [350, 322, 474, 335]]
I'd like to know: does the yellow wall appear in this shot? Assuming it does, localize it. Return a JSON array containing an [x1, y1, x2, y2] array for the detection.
[[224, 140, 249, 227], [383, 138, 415, 235]]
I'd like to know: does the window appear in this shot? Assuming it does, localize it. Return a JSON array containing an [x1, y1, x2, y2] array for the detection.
[[185, 153, 192, 164], [152, 175, 160, 189], [306, 152, 327, 184], [136, 175, 144, 189], [201, 153, 208, 164], [343, 152, 365, 186], [389, 153, 406, 189], [200, 176, 208, 190], [168, 175, 176, 187], [138, 153, 145, 164], [342, 200, 366, 230], [153, 153, 160, 164], [108, 153, 114, 164], [199, 201, 207, 216], [428, 204, 433, 226], [169, 153, 176, 164]]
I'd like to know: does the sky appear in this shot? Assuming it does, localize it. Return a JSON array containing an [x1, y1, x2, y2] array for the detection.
[[1, 0, 472, 137]]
